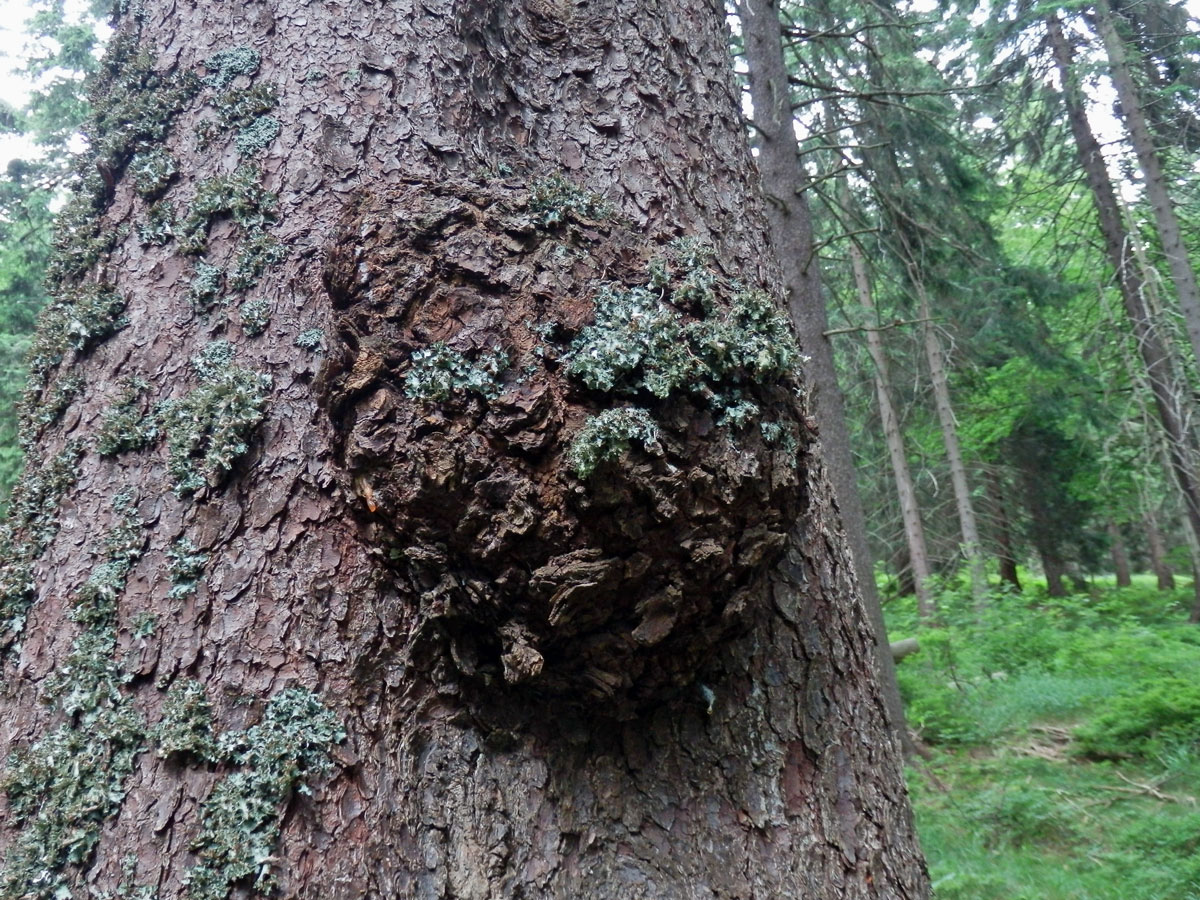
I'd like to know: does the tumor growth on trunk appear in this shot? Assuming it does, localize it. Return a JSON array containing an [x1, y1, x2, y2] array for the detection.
[[322, 175, 810, 707]]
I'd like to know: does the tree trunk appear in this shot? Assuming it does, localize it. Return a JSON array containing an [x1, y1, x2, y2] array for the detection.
[[736, 0, 914, 756], [1144, 509, 1176, 590], [914, 284, 987, 604], [1048, 15, 1200, 578], [1107, 518, 1133, 587], [1093, 0, 1200, 373], [987, 467, 1022, 592], [848, 232, 935, 618], [0, 3, 929, 899]]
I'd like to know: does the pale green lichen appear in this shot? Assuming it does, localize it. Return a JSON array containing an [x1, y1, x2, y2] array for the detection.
[[161, 343, 271, 497], [178, 166, 276, 256], [529, 174, 610, 227], [167, 537, 208, 600], [202, 47, 261, 88], [156, 678, 218, 761], [234, 116, 281, 157], [188, 262, 225, 310], [0, 494, 146, 900], [229, 231, 285, 292], [566, 407, 661, 478], [239, 297, 270, 337], [185, 688, 344, 900], [405, 343, 509, 402], [127, 148, 178, 199], [294, 328, 323, 352], [0, 442, 85, 642], [97, 378, 158, 456], [137, 200, 176, 247]]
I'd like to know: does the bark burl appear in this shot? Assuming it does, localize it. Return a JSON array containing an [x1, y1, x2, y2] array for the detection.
[[0, 1, 929, 898]]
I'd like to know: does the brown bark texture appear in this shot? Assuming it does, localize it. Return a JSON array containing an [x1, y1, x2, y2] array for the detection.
[[1106, 519, 1133, 587], [0, 2, 928, 900], [735, 0, 914, 756]]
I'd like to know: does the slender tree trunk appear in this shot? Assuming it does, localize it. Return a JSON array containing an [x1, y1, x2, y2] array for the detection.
[[848, 234, 934, 617], [987, 468, 1023, 591], [1048, 16, 1200, 578], [0, 2, 929, 898], [914, 283, 987, 604], [1107, 518, 1133, 586], [737, 0, 915, 755], [1093, 0, 1200, 372], [1144, 509, 1176, 590]]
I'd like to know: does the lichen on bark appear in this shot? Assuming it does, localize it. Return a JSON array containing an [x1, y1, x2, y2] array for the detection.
[[321, 175, 812, 710]]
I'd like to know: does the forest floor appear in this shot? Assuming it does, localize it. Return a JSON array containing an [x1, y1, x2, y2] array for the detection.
[[887, 574, 1200, 899]]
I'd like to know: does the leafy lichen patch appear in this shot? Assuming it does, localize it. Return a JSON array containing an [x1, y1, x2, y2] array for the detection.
[[167, 537, 208, 599], [155, 678, 217, 761], [185, 688, 343, 900], [97, 378, 159, 456], [178, 165, 276, 256], [0, 441, 85, 645], [160, 342, 271, 497], [0, 493, 146, 900]]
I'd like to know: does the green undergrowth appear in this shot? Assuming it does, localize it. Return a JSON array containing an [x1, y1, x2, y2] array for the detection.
[[890, 576, 1200, 898]]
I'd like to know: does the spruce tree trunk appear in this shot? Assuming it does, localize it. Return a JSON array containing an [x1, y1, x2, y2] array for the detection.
[[914, 285, 987, 604], [1048, 16, 1200, 579], [986, 468, 1023, 592], [0, 2, 929, 899], [736, 0, 914, 756], [1144, 510, 1176, 590], [1093, 0, 1200, 373], [1107, 519, 1133, 587], [847, 231, 934, 618]]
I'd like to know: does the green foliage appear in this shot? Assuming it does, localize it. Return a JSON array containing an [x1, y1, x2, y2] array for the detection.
[[186, 688, 343, 900], [167, 537, 208, 599], [404, 342, 508, 402], [1074, 679, 1200, 759], [161, 343, 271, 497], [566, 407, 661, 478]]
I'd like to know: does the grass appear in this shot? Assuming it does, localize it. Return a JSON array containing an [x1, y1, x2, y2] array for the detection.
[[887, 574, 1200, 899]]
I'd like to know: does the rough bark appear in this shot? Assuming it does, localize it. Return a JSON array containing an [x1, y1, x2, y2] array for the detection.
[[0, 2, 929, 899], [1106, 518, 1133, 587], [848, 231, 934, 618], [736, 0, 914, 755], [1048, 16, 1200, 579], [1093, 0, 1200, 373], [914, 285, 987, 604]]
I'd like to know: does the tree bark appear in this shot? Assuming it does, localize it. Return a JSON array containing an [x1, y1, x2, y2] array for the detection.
[[1107, 518, 1133, 587], [1093, 0, 1200, 373], [736, 0, 915, 756], [847, 230, 934, 618], [987, 467, 1023, 592], [1144, 509, 1176, 590], [914, 284, 987, 604], [1048, 15, 1200, 582], [0, 2, 929, 899]]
